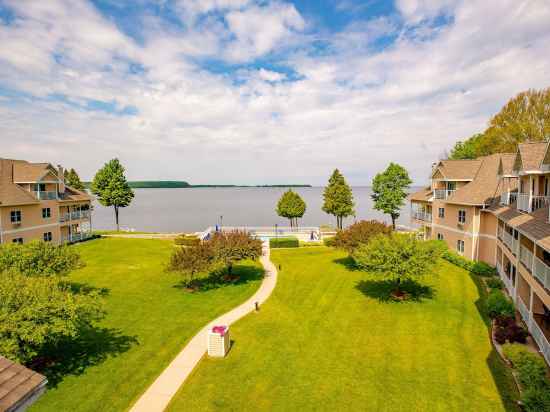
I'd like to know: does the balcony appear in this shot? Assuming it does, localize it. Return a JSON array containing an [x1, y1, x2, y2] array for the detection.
[[497, 262, 515, 295], [412, 211, 432, 222], [520, 244, 534, 272], [34, 191, 57, 200], [516, 193, 550, 213], [500, 192, 518, 206], [433, 189, 456, 200], [531, 316, 550, 365], [500, 230, 519, 255], [61, 232, 92, 243], [518, 296, 530, 325], [60, 210, 90, 223], [533, 256, 550, 291]]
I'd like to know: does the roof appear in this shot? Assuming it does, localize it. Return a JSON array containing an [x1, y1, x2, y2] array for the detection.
[[445, 153, 513, 206], [499, 153, 516, 176], [432, 159, 482, 180], [0, 160, 39, 207], [489, 204, 550, 251], [12, 162, 57, 183], [409, 187, 432, 202], [59, 186, 93, 203], [514, 141, 549, 172], [0, 356, 47, 412]]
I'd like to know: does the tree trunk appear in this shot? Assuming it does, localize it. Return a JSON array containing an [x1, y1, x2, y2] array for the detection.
[[114, 205, 119, 232], [227, 262, 233, 275], [391, 214, 396, 230]]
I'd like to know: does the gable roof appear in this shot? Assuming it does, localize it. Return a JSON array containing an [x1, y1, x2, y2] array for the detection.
[[0, 356, 47, 412], [498, 153, 516, 176], [431, 159, 482, 180], [513, 141, 549, 172], [408, 187, 432, 202], [0, 160, 39, 207], [12, 162, 58, 183], [445, 153, 515, 206]]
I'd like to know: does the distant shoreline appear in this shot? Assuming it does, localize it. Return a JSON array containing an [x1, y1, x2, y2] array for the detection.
[[84, 181, 312, 189]]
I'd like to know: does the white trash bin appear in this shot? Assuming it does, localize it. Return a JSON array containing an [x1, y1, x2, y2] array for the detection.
[[208, 325, 230, 357]]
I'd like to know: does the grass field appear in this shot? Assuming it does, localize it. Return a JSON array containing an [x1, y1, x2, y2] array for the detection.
[[31, 238, 263, 412], [168, 247, 518, 411]]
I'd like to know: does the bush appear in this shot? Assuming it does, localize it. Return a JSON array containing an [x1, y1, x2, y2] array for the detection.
[[441, 250, 496, 276], [523, 387, 550, 412], [270, 237, 299, 248], [332, 220, 392, 253], [174, 235, 200, 246], [486, 277, 504, 290], [323, 237, 336, 247], [487, 290, 515, 318], [502, 343, 548, 388]]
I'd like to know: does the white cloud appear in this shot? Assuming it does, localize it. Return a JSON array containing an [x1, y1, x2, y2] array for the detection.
[[0, 0, 549, 186]]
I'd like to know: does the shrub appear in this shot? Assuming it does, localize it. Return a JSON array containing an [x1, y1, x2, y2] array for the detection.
[[332, 220, 392, 253], [471, 261, 497, 277], [441, 250, 496, 276], [174, 235, 200, 246], [270, 237, 299, 248], [323, 237, 336, 247], [502, 343, 548, 388], [487, 290, 515, 318], [0, 240, 82, 277], [486, 277, 504, 290], [523, 387, 550, 412]]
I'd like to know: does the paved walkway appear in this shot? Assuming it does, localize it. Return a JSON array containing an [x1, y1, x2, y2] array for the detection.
[[129, 242, 278, 412]]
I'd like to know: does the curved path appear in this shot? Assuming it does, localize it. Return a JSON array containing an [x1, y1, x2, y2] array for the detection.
[[129, 242, 278, 412]]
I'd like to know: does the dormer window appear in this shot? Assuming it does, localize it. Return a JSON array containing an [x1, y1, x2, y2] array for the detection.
[[32, 183, 46, 192]]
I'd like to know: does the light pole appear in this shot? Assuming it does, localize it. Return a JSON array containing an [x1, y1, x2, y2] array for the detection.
[[220, 215, 223, 232], [275, 223, 278, 241]]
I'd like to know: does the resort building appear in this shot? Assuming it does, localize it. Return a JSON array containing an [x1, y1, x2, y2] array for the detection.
[[410, 142, 550, 365], [0, 158, 93, 245]]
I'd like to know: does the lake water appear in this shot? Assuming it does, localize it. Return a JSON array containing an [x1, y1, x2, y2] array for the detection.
[[91, 187, 420, 232]]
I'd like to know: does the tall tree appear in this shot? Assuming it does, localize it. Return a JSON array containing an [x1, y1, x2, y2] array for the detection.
[[209, 230, 263, 276], [322, 169, 355, 230], [333, 220, 392, 254], [448, 87, 550, 158], [371, 163, 412, 229], [65, 168, 85, 190], [91, 159, 134, 231], [352, 233, 442, 296], [276, 190, 306, 228]]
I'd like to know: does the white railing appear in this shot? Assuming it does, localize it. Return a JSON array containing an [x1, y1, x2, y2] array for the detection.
[[512, 237, 520, 256], [433, 189, 456, 200], [520, 244, 534, 272], [500, 192, 518, 205], [533, 256, 550, 290], [61, 232, 92, 243], [531, 320, 550, 365], [532, 195, 550, 211], [497, 263, 514, 295], [501, 230, 517, 254], [518, 297, 530, 325], [60, 210, 90, 222], [34, 191, 57, 200], [517, 193, 530, 212], [412, 211, 432, 222]]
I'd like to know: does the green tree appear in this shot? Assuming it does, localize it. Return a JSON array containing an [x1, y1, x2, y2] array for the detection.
[[333, 220, 392, 254], [371, 163, 412, 229], [448, 134, 485, 159], [209, 230, 263, 276], [0, 271, 104, 363], [168, 242, 215, 286], [0, 240, 83, 277], [352, 233, 442, 295], [322, 169, 355, 230], [276, 190, 306, 228], [91, 159, 134, 231], [65, 168, 85, 190]]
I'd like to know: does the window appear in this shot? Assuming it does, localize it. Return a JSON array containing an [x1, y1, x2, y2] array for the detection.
[[42, 207, 51, 218], [458, 210, 466, 224], [10, 210, 21, 223], [437, 233, 444, 240], [438, 208, 445, 218], [457, 239, 465, 254], [12, 238, 23, 244], [32, 183, 46, 192], [43, 232, 53, 242]]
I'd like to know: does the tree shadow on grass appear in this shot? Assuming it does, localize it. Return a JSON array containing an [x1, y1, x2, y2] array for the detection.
[[355, 278, 435, 302], [333, 256, 359, 271], [64, 281, 110, 297], [172, 264, 264, 292], [34, 326, 138, 388], [468, 273, 520, 411]]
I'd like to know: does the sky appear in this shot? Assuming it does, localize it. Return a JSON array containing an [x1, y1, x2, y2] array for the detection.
[[0, 0, 549, 185]]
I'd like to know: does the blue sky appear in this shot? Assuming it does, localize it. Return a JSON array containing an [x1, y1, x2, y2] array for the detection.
[[0, 0, 549, 184]]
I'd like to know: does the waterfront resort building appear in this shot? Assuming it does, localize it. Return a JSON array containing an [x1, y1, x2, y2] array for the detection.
[[409, 142, 550, 365], [0, 158, 93, 245]]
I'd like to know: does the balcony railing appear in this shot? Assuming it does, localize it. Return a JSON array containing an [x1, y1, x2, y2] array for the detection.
[[61, 232, 92, 243], [518, 297, 530, 325], [517, 193, 530, 212], [531, 319, 550, 366], [433, 189, 456, 200], [532, 195, 550, 211], [412, 211, 432, 222], [516, 194, 550, 213], [533, 256, 550, 291], [34, 191, 57, 200], [520, 244, 534, 272], [501, 230, 515, 253], [500, 192, 518, 206], [497, 262, 514, 295], [60, 210, 90, 223]]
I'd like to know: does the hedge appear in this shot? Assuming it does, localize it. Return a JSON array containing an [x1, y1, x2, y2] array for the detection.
[[270, 237, 299, 248], [502, 343, 550, 411], [487, 290, 515, 319], [174, 235, 200, 246], [441, 250, 496, 276]]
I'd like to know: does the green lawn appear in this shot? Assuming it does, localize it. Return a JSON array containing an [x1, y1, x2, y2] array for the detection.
[[168, 247, 518, 411], [31, 238, 263, 412]]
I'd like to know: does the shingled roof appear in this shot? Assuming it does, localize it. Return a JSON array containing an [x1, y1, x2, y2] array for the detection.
[[408, 187, 432, 202], [0, 160, 39, 207], [432, 159, 482, 180], [513, 141, 549, 173], [12, 162, 57, 183], [0, 356, 47, 412]]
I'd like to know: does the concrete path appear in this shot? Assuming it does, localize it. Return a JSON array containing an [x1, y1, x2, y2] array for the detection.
[[129, 242, 278, 412], [101, 233, 180, 239]]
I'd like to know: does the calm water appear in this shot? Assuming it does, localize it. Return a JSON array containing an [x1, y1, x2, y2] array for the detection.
[[91, 187, 419, 232]]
